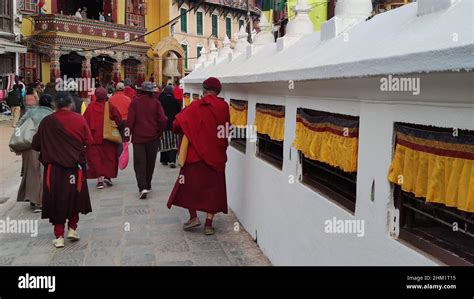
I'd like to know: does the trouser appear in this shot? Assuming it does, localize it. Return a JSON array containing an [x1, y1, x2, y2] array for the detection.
[[53, 213, 79, 238], [160, 150, 177, 164], [11, 106, 20, 127], [133, 139, 159, 192]]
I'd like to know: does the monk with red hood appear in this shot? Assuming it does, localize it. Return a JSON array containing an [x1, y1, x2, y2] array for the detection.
[[167, 77, 230, 235]]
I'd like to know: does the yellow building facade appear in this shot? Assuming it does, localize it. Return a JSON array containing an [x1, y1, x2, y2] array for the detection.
[[18, 0, 258, 88]]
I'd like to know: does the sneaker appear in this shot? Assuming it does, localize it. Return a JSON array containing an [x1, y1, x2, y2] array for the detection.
[[30, 203, 41, 213], [139, 190, 148, 199], [183, 218, 201, 231], [104, 178, 113, 186], [204, 226, 216, 235], [96, 181, 105, 189], [67, 228, 80, 241], [169, 163, 176, 169], [161, 162, 168, 166], [52, 237, 65, 248]]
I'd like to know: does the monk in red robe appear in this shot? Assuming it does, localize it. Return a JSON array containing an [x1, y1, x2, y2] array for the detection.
[[167, 77, 230, 235], [32, 91, 93, 248], [83, 87, 123, 189]]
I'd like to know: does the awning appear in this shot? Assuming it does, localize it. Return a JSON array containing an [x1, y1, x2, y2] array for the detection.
[[0, 38, 27, 55]]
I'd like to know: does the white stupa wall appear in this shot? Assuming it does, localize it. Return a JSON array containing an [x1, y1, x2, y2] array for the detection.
[[182, 0, 474, 266]]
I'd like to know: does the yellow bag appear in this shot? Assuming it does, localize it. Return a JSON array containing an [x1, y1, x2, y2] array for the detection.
[[103, 102, 122, 144], [178, 135, 189, 167]]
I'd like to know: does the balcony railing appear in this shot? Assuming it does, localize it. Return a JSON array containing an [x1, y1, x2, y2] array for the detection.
[[33, 14, 147, 43]]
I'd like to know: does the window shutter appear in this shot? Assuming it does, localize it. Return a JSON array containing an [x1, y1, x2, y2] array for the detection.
[[197, 12, 203, 35], [180, 8, 187, 33], [212, 15, 218, 37], [226, 18, 232, 39]]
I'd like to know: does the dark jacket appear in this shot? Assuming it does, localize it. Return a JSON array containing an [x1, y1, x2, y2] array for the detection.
[[6, 89, 20, 107], [159, 92, 182, 131], [127, 93, 167, 144], [71, 93, 83, 114]]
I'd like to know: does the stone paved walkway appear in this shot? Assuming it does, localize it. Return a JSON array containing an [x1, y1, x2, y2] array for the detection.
[[0, 120, 271, 266]]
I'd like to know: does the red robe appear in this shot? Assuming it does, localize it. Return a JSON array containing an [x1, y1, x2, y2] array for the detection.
[[173, 86, 184, 103], [83, 100, 122, 179], [167, 94, 230, 214], [32, 110, 93, 225]]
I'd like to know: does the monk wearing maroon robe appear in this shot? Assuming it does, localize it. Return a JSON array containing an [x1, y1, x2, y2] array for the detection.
[[167, 77, 230, 235], [32, 91, 93, 248], [83, 87, 123, 189]]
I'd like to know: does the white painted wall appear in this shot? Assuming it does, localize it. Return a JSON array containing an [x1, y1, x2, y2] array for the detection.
[[184, 71, 474, 265]]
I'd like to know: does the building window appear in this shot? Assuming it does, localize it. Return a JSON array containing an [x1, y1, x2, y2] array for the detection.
[[180, 8, 187, 33], [126, 0, 146, 27], [197, 46, 203, 58], [20, 52, 40, 85], [0, 53, 14, 75], [211, 14, 218, 37], [123, 59, 139, 86], [389, 122, 474, 265], [230, 99, 248, 153], [0, 0, 13, 33], [22, 0, 37, 13], [294, 108, 359, 213], [196, 11, 203, 36], [181, 43, 188, 69], [255, 104, 285, 169], [226, 17, 232, 39], [239, 19, 245, 30]]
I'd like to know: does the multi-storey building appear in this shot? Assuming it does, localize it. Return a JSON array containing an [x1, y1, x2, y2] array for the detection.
[[0, 0, 26, 90], [172, 0, 260, 73], [14, 0, 259, 89]]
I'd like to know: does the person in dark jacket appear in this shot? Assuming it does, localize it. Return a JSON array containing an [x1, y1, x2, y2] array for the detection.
[[126, 82, 167, 199], [7, 85, 21, 127], [159, 85, 182, 168], [43, 80, 57, 98], [67, 82, 83, 114]]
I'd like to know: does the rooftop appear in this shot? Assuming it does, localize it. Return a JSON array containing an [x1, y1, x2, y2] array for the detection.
[[184, 0, 473, 84]]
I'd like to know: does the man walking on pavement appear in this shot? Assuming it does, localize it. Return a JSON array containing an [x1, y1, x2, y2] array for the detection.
[[126, 82, 167, 199]]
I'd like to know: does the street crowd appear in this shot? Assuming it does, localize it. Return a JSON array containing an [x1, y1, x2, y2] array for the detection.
[[5, 75, 230, 248]]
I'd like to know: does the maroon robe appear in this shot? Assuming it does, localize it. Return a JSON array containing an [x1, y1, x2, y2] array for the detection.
[[32, 111, 93, 225], [167, 94, 230, 214], [83, 100, 122, 179]]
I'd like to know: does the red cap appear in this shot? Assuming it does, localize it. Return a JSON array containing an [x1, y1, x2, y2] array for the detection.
[[95, 87, 108, 101], [203, 77, 222, 92]]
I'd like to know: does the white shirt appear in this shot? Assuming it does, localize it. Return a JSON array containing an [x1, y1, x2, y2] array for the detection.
[[75, 12, 82, 18]]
